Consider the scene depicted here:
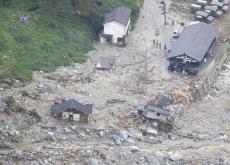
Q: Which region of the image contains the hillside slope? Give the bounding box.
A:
[0,0,142,80]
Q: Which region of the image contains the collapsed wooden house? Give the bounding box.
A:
[138,96,174,126]
[51,99,93,122]
[167,22,218,75]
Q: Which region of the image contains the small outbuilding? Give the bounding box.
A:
[100,6,132,45]
[96,57,116,70]
[51,99,93,122]
[167,22,218,75]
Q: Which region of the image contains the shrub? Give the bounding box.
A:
[5,96,16,108]
[27,3,40,12]
[14,34,32,44]
[17,105,27,113]
[4,96,26,113]
[0,39,6,50]
[28,110,41,121]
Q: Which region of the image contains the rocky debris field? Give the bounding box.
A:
[0,0,230,164]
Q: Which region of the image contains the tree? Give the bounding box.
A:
[2,0,11,7]
[70,0,97,15]
[70,0,79,11]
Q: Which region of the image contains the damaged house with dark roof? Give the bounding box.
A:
[167,22,218,75]
[100,6,132,44]
[51,99,93,122]
[138,96,175,126]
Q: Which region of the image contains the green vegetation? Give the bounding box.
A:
[28,110,41,121]
[5,96,16,108]
[4,95,41,121]
[0,0,143,80]
[4,96,26,113]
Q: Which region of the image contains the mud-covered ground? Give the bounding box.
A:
[0,0,230,164]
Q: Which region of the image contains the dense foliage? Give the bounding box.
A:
[0,0,143,80]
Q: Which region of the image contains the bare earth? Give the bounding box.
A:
[0,0,230,164]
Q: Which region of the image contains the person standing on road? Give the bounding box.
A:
[172,19,174,26]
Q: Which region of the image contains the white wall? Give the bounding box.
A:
[103,21,126,43]
[62,112,80,121]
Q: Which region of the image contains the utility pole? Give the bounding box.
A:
[144,47,148,79]
[162,1,167,25]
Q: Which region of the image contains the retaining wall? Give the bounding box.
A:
[174,44,229,122]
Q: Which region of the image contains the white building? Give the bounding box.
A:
[100,6,132,44]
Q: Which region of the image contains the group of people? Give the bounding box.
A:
[153,39,167,50]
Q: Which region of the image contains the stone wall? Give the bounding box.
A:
[174,44,229,123]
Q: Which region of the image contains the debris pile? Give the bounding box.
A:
[169,85,190,103]
[216,62,230,89]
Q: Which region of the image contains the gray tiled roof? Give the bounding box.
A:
[51,99,93,115]
[168,22,217,62]
[104,6,131,26]
[96,57,116,69]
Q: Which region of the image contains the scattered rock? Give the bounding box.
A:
[84,158,100,165]
[169,153,182,161]
[168,133,176,140]
[63,127,71,133]
[7,130,19,136]
[113,135,122,145]
[106,99,126,105]
[120,130,131,140]
[79,132,86,137]
[47,131,55,137]
[119,130,134,143]
[129,146,140,153]
[145,156,161,164]
[152,122,158,128]
[0,105,5,112]
[126,138,135,143]
[146,128,158,136]
[219,135,228,141]
[85,129,90,133]
[98,130,104,138]
[41,124,56,129]
[30,161,38,165]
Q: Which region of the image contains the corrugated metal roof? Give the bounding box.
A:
[104,6,131,26]
[168,22,217,62]
[51,99,93,115]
